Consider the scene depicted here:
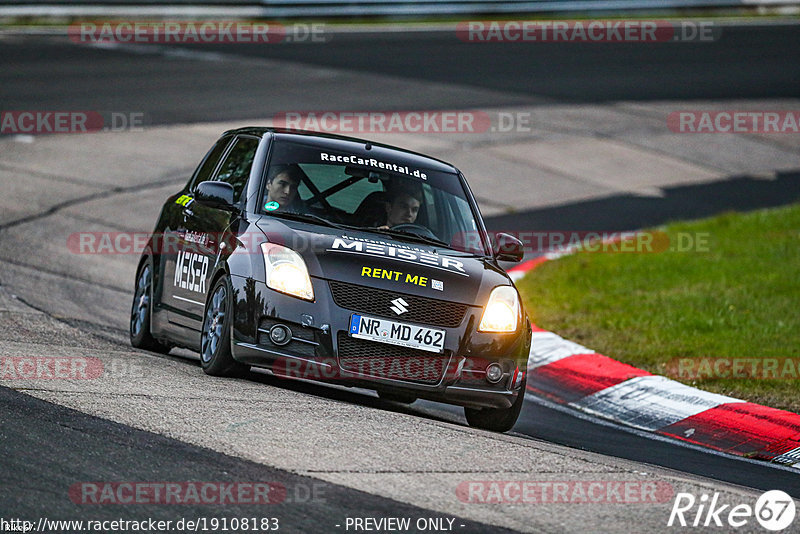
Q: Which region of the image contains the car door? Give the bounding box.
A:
[158,135,233,340]
[170,135,261,337]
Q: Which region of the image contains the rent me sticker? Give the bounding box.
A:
[360,266,429,287]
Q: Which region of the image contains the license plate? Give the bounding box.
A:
[349,314,445,353]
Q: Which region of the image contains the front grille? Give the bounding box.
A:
[337,333,448,385]
[329,281,468,328]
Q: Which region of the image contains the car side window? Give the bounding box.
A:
[214,137,259,201]
[189,137,231,192]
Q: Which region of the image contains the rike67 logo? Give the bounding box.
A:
[668,490,796,531]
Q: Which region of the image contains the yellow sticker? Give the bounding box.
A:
[175,195,193,207]
[360,266,428,287]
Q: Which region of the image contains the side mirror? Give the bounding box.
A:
[493,232,524,263]
[195,181,235,210]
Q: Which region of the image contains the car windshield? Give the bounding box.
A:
[260,139,489,255]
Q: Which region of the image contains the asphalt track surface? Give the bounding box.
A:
[1,387,517,533]
[2,24,799,123]
[2,24,800,532]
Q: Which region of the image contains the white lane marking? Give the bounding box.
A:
[772,446,800,468]
[172,295,205,307]
[528,331,594,370]
[570,375,744,432]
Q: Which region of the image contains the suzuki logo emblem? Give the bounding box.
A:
[389,297,409,315]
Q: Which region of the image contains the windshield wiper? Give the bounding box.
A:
[368,227,450,249]
[267,211,349,230]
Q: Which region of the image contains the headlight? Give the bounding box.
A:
[261,243,314,301]
[478,286,520,333]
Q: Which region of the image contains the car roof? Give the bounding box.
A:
[221,127,460,175]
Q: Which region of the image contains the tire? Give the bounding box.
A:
[378,391,417,404]
[130,258,171,353]
[464,376,526,432]
[200,276,249,377]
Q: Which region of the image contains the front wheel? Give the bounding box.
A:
[130,258,171,353]
[200,276,249,377]
[464,377,526,432]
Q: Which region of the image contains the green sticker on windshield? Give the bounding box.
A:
[264,201,280,211]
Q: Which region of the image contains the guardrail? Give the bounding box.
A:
[0,0,797,18]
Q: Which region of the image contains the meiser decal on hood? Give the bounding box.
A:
[328,237,467,276]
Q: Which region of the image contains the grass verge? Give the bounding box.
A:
[516,203,800,413]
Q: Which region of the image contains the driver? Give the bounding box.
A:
[381,186,422,228]
[265,164,303,211]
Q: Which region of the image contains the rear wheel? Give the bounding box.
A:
[130,258,171,353]
[464,377,526,432]
[200,276,249,377]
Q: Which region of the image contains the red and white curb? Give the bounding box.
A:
[511,258,800,468]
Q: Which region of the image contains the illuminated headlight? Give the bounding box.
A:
[478,286,520,333]
[261,243,314,301]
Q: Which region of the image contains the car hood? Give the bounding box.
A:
[255,216,512,306]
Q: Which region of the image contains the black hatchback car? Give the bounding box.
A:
[130,128,531,431]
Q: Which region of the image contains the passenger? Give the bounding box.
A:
[265,164,303,211]
[380,186,423,229]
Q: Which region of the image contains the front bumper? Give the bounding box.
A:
[229,276,530,410]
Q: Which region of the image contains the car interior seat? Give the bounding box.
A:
[353,191,388,227]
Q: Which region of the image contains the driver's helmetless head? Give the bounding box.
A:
[266,164,302,207]
[385,189,421,227]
